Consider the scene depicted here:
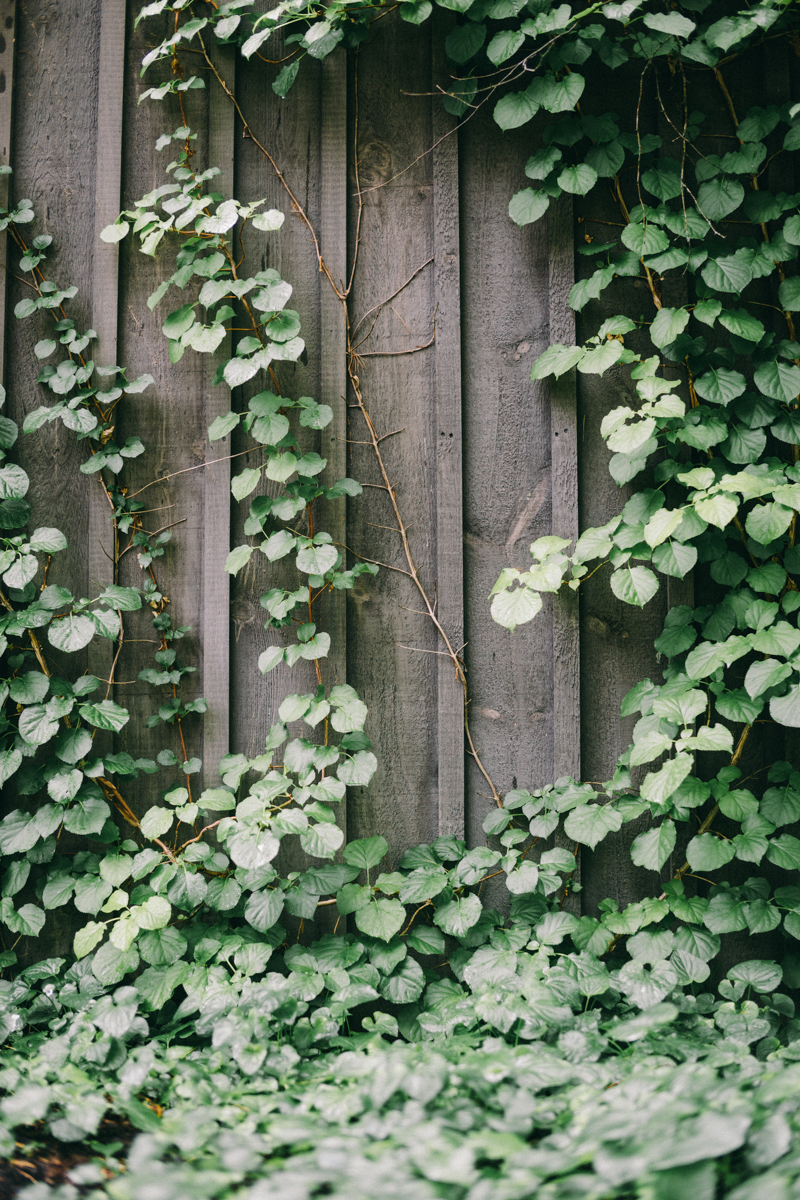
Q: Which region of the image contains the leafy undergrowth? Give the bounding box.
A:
[1,924,799,1200]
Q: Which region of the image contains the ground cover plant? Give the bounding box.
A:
[2,0,800,1194]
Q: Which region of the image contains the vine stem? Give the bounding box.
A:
[199,37,503,809]
[659,722,752,896]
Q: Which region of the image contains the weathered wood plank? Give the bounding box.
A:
[548,195,580,786]
[113,3,210,811]
[88,0,126,703]
[0,0,15,388]
[458,105,553,845]
[345,15,439,858]
[201,44,235,788]
[229,43,324,791]
[318,48,348,847]
[431,23,464,839]
[8,0,103,628]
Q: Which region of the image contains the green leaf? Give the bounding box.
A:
[780,277,800,311]
[343,835,388,871]
[745,658,792,698]
[686,833,736,871]
[610,565,659,607]
[225,544,253,575]
[74,922,106,959]
[650,307,689,349]
[296,543,338,575]
[445,22,486,63]
[380,956,424,1003]
[300,822,344,859]
[9,671,50,704]
[651,540,697,579]
[337,750,378,787]
[697,177,744,221]
[746,502,792,544]
[727,959,782,993]
[508,188,549,227]
[78,699,130,732]
[486,29,524,65]
[244,887,284,933]
[433,892,482,937]
[355,898,405,942]
[643,10,695,37]
[231,467,261,501]
[140,806,173,840]
[162,303,195,340]
[557,164,597,196]
[208,411,239,441]
[694,492,738,529]
[490,584,542,630]
[493,85,540,131]
[630,821,677,871]
[621,223,669,256]
[100,221,130,244]
[531,344,584,380]
[641,754,693,805]
[17,704,59,745]
[767,834,800,869]
[754,359,800,404]
[641,159,683,201]
[48,614,95,652]
[563,803,623,849]
[693,368,746,406]
[719,307,765,343]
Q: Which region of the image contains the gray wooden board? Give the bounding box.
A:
[432,16,465,840]
[5,0,102,952]
[113,5,211,815]
[458,104,554,847]
[88,0,126,754]
[345,14,439,861]
[317,48,348,855]
[548,195,579,787]
[201,43,235,790]
[6,0,103,653]
[0,0,16,386]
[230,43,326,885]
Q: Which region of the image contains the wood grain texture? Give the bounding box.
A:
[88,0,125,707]
[459,105,553,846]
[0,0,15,387]
[8,0,103,635]
[345,15,439,859]
[230,41,324,793]
[318,48,348,847]
[548,195,579,786]
[201,44,235,788]
[113,4,210,812]
[6,0,102,954]
[431,19,464,839]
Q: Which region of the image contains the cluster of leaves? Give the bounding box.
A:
[2,908,800,1199]
[5,0,800,1193]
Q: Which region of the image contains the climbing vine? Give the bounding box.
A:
[1,0,800,1195]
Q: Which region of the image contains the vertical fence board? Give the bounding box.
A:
[0,0,15,389]
[7,0,102,626]
[432,26,464,839]
[88,0,125,717]
[548,196,580,786]
[114,6,210,811]
[345,16,439,858]
[459,106,553,844]
[201,45,235,787]
[229,49,323,771]
[318,49,348,846]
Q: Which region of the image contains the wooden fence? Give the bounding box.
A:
[2,0,778,918]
